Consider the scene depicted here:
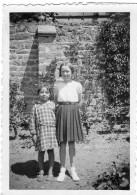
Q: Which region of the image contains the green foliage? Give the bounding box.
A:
[10,80,28,137]
[41,58,57,100]
[95,119,110,133]
[20,115,31,130]
[93,162,130,190]
[97,13,130,123]
[105,105,129,125]
[64,42,79,64]
[10,12,58,23]
[64,41,82,82]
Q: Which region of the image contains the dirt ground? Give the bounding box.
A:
[10,124,130,190]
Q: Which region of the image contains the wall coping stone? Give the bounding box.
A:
[38,25,56,37]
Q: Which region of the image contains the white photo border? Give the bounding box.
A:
[2,2,137,195]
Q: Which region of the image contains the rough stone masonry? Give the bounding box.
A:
[10,14,108,122]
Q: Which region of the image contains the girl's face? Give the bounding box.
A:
[39,87,50,102]
[61,65,72,82]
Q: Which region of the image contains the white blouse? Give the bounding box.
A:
[54,80,82,102]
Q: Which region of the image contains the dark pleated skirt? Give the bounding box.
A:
[56,104,84,142]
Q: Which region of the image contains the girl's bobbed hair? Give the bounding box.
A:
[59,62,74,77]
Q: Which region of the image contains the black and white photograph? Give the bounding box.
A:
[1,2,137,195]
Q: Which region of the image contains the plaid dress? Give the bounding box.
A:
[30,100,58,151]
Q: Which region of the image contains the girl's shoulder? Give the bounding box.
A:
[54,80,65,91]
[71,80,82,93]
[47,100,55,109]
[31,101,41,112]
[34,100,42,106]
[55,79,64,86]
[72,80,82,87]
[33,101,55,110]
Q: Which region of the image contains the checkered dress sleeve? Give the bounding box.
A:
[29,105,37,135]
[49,101,55,111]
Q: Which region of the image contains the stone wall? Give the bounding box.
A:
[10,18,108,122]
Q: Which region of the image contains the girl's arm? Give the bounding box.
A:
[29,105,36,136]
[54,83,59,109]
[78,92,83,108]
[54,94,59,113]
[77,82,83,108]
[54,94,58,105]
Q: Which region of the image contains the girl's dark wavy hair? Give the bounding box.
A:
[59,62,74,77]
[37,83,50,95]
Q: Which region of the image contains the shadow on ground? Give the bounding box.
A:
[11,160,60,178]
[96,131,111,135]
[97,130,129,135]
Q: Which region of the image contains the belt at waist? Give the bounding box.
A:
[38,122,56,126]
[58,102,78,105]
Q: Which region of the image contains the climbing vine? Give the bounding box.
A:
[10,12,58,23]
[10,80,28,138]
[97,13,130,124]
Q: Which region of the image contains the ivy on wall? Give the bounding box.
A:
[41,58,58,100]
[10,12,58,23]
[97,13,130,124]
[10,80,29,138]
[64,36,102,126]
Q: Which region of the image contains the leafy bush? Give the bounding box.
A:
[41,58,57,100]
[97,13,130,124]
[10,80,27,137]
[10,12,58,23]
[20,115,31,130]
[93,162,130,190]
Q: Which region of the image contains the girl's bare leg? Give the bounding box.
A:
[68,141,79,181]
[68,141,75,167]
[38,151,45,174]
[47,149,54,176]
[57,142,67,182]
[60,141,67,168]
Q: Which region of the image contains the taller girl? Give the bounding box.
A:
[54,62,84,182]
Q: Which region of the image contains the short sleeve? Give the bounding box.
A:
[77,82,82,94]
[49,101,55,110]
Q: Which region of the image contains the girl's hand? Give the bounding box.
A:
[77,102,82,110]
[78,92,82,110]
[55,104,59,114]
[30,129,36,136]
[32,135,37,143]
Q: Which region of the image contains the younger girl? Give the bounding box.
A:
[30,84,58,182]
[54,62,84,182]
